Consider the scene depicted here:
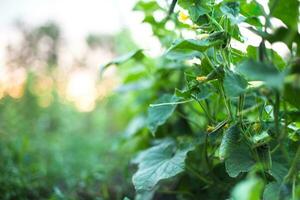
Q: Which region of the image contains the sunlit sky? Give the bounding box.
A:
[0,0,161,62]
[0,0,134,35]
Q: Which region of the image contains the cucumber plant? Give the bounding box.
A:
[104,0,300,199]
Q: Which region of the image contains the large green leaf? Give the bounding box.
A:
[219,124,240,160]
[269,0,299,30]
[263,181,292,200]
[166,32,228,60]
[237,59,285,88]
[166,39,221,58]
[263,182,281,200]
[132,139,192,191]
[223,70,248,97]
[231,177,264,200]
[220,124,255,177]
[225,141,255,177]
[269,161,288,182]
[147,94,180,134]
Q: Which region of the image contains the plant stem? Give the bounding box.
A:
[206,14,223,31]
[203,133,220,183]
[274,91,280,138]
[219,82,233,120]
[197,101,214,124]
[238,94,245,123]
[285,144,300,182]
[158,189,194,198]
[176,111,201,129]
[292,176,296,200]
[186,165,213,185]
[150,99,194,107]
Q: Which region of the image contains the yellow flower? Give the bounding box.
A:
[253,123,261,132]
[196,76,207,82]
[206,125,215,132]
[196,33,210,40]
[224,123,229,129]
[178,11,189,22]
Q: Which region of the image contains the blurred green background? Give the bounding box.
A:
[0,15,142,199]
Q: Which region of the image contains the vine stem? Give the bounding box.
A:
[274,91,280,138]
[237,94,245,123]
[293,176,296,200]
[204,54,233,120]
[186,165,213,185]
[272,91,290,162]
[203,133,220,183]
[285,144,300,182]
[176,111,201,129]
[149,99,193,107]
[206,14,223,31]
[219,82,233,120]
[157,189,194,198]
[197,100,214,124]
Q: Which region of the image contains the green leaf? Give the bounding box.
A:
[165,49,201,60]
[175,88,192,100]
[134,0,160,15]
[132,139,193,191]
[256,144,272,170]
[147,94,180,135]
[246,45,286,70]
[269,161,288,182]
[250,27,300,56]
[178,0,212,23]
[135,190,155,200]
[124,116,146,138]
[284,74,300,109]
[240,0,264,27]
[166,39,218,58]
[205,65,225,81]
[263,182,281,200]
[269,0,299,30]
[263,181,293,200]
[221,2,240,17]
[231,176,264,200]
[225,137,255,177]
[223,70,248,97]
[100,49,144,72]
[166,32,228,60]
[237,59,285,89]
[219,124,240,161]
[220,1,244,24]
[240,0,264,17]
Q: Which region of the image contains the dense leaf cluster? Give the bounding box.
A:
[105,0,300,199]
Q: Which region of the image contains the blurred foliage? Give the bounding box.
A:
[0,20,140,199]
[103,0,300,200]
